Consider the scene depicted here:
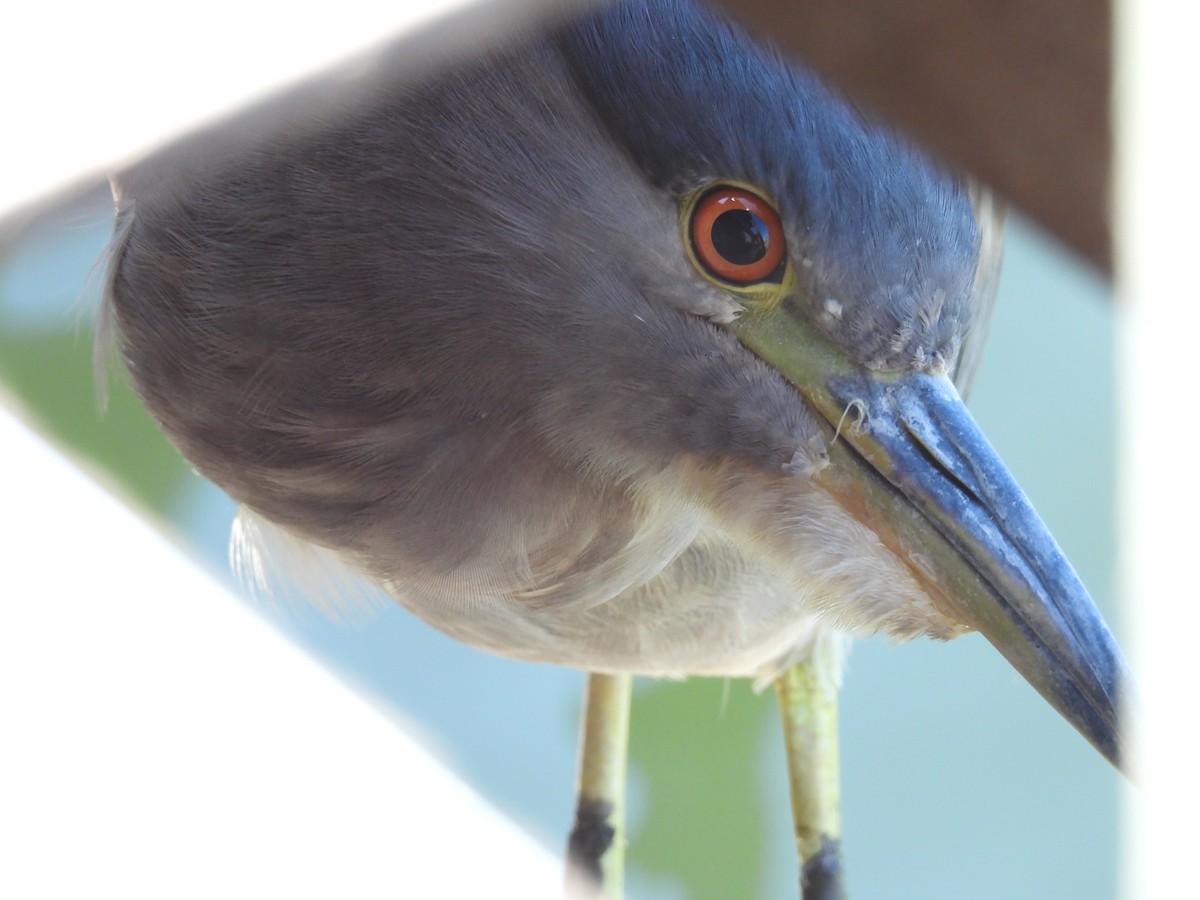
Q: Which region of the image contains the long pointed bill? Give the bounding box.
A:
[731,302,1129,770]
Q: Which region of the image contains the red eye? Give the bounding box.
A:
[689,186,786,284]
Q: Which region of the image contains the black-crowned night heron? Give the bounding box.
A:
[99,0,1128,896]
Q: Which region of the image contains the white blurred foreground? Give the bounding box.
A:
[0,404,560,899]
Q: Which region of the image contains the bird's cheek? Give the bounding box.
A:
[806,437,980,635]
[695,459,967,641]
[802,474,974,641]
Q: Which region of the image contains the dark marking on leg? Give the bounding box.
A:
[567,797,615,886]
[801,834,846,900]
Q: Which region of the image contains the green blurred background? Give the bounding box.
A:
[0,177,1117,897]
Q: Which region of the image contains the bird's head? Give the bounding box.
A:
[561,0,1127,767]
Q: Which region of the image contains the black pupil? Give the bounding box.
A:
[710,209,769,266]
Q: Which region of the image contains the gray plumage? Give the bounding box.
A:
[102,0,996,684]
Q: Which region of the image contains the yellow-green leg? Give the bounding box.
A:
[776,660,846,899]
[566,672,633,899]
